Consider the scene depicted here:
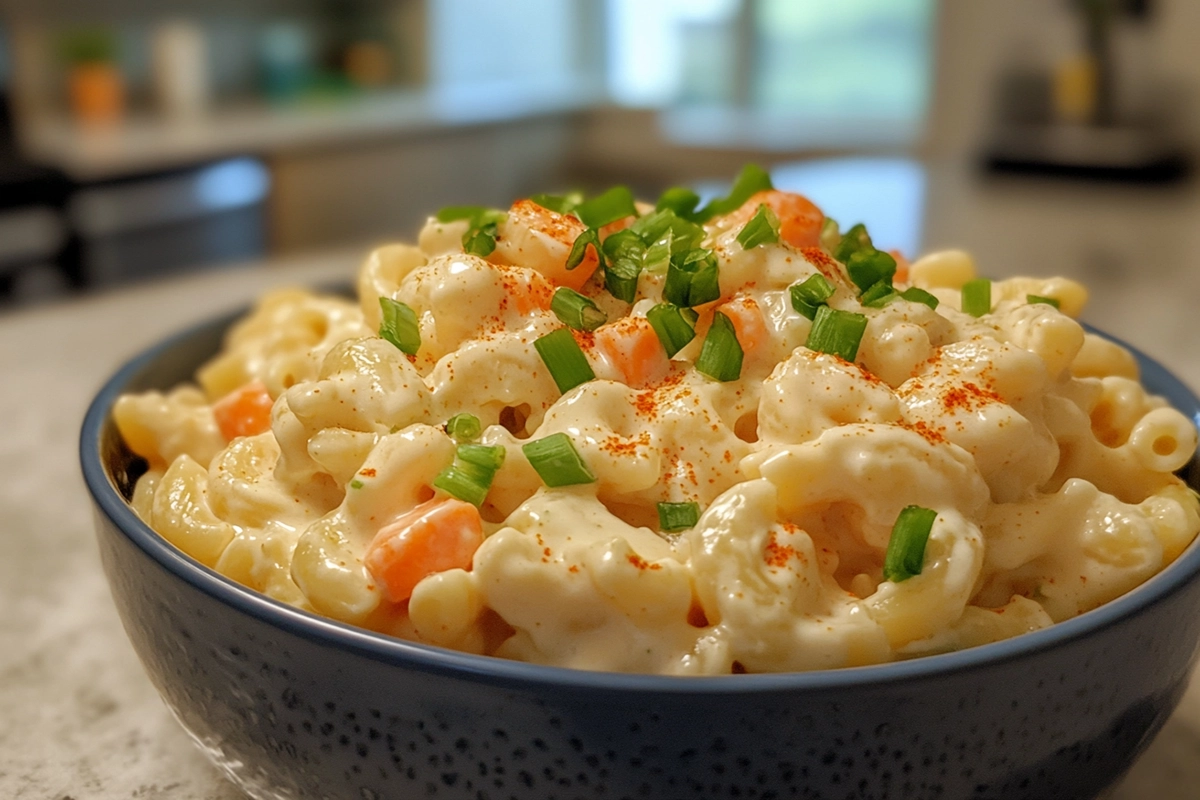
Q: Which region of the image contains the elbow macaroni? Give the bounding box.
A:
[113,181,1200,675]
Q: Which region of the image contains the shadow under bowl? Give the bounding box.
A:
[81,307,1200,800]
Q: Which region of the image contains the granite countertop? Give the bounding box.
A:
[5,168,1200,798]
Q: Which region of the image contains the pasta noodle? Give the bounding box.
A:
[113,173,1200,674]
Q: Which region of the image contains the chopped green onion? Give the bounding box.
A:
[463,222,500,257]
[349,479,364,489]
[455,443,506,471]
[435,205,493,223]
[833,222,873,263]
[655,187,701,218]
[819,217,841,252]
[646,303,698,358]
[900,286,939,310]
[534,328,595,394]
[530,191,583,215]
[883,505,937,582]
[846,249,897,294]
[378,297,421,356]
[522,432,596,487]
[961,278,992,317]
[631,209,705,252]
[695,163,774,221]
[551,287,608,331]
[445,413,482,442]
[434,206,506,257]
[1027,294,1060,309]
[433,443,506,506]
[860,280,898,308]
[657,501,701,532]
[574,186,638,229]
[663,248,721,308]
[790,274,836,320]
[566,227,604,271]
[735,204,781,249]
[806,305,868,362]
[695,311,744,382]
[605,256,643,303]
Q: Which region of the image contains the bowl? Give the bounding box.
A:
[81,305,1200,800]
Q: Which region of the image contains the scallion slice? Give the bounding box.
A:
[522,432,596,487]
[663,248,720,308]
[463,223,500,257]
[736,204,781,249]
[632,209,705,252]
[819,216,841,252]
[566,227,604,271]
[790,274,836,320]
[860,280,898,308]
[657,501,701,532]
[435,205,492,223]
[455,443,506,472]
[434,206,507,257]
[574,186,638,229]
[378,297,421,356]
[433,443,506,506]
[961,278,992,317]
[530,191,583,215]
[883,505,937,582]
[900,286,939,310]
[833,222,872,263]
[646,303,698,357]
[445,413,482,442]
[655,187,701,218]
[551,287,607,331]
[695,311,744,382]
[846,249,897,294]
[534,328,595,394]
[806,305,868,362]
[695,163,774,221]
[605,256,643,303]
[1027,294,1060,309]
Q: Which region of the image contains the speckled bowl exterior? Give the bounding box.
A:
[82,310,1200,800]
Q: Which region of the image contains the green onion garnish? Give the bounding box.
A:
[574,186,638,229]
[806,305,868,362]
[790,274,836,320]
[435,206,506,258]
[695,163,774,221]
[463,224,499,257]
[900,286,939,310]
[695,311,744,382]
[819,217,841,252]
[735,204,781,249]
[657,501,701,532]
[433,444,505,507]
[860,280,898,309]
[445,413,482,442]
[961,278,992,317]
[833,222,872,263]
[605,256,642,303]
[534,328,595,394]
[349,479,364,489]
[378,297,421,356]
[646,303,698,358]
[566,227,604,272]
[522,432,596,487]
[655,187,701,219]
[530,191,583,215]
[846,249,897,294]
[435,205,492,223]
[1027,294,1060,309]
[883,505,937,582]
[663,248,721,308]
[551,287,608,331]
[631,209,705,252]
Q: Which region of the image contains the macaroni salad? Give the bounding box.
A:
[114,167,1200,674]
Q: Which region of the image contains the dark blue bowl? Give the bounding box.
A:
[81,309,1200,800]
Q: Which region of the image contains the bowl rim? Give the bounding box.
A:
[80,305,1200,695]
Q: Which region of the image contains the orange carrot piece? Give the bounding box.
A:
[213,380,274,441]
[889,249,910,285]
[725,190,825,249]
[364,497,483,603]
[594,316,672,387]
[717,295,769,355]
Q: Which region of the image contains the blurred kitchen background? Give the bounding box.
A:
[1,0,1199,347]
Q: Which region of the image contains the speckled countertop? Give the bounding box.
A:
[6,166,1200,799]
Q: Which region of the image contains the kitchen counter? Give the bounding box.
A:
[5,164,1200,798]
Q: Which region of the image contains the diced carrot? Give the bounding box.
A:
[889,249,910,285]
[594,316,672,388]
[724,190,825,249]
[364,497,483,604]
[212,380,274,441]
[717,295,769,355]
